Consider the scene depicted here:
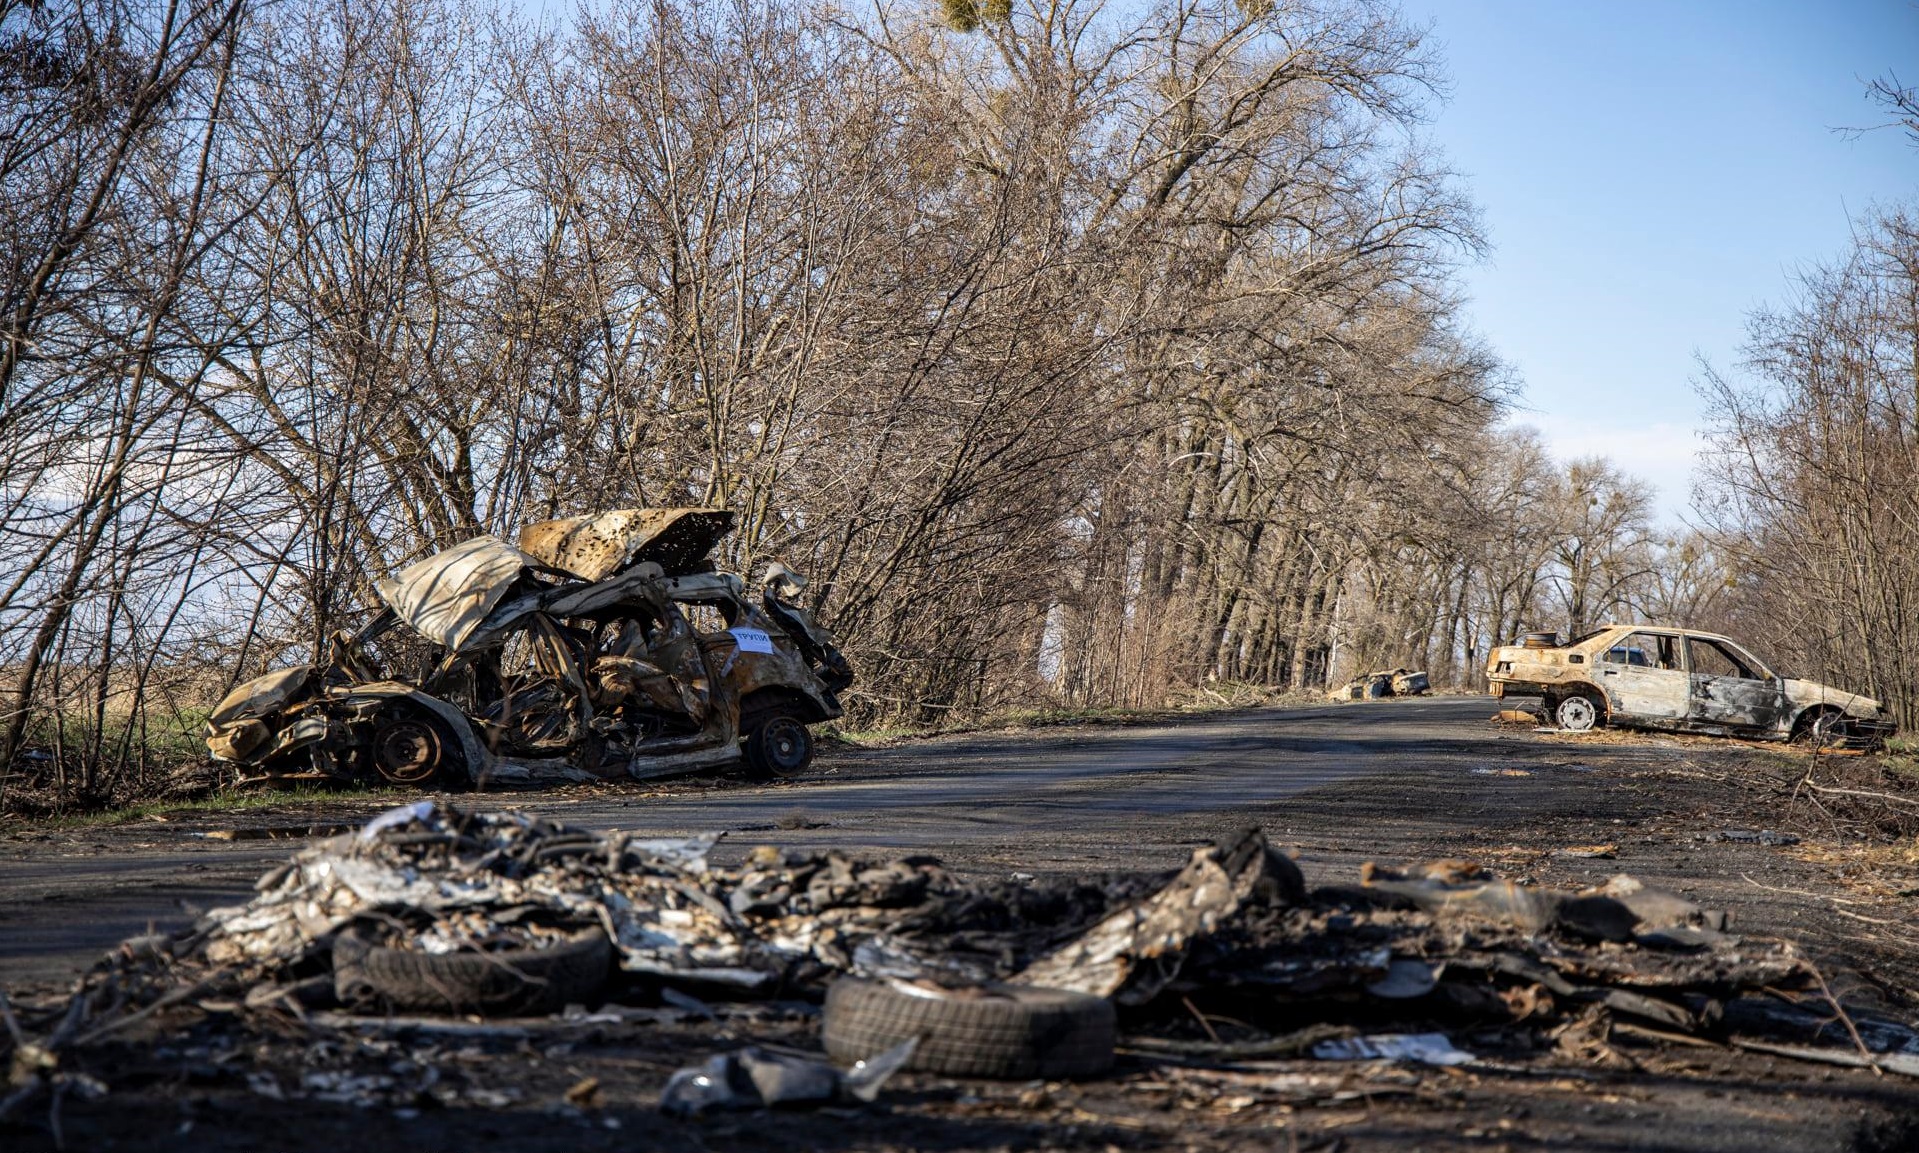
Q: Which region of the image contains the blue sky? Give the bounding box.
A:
[1395,0,1917,524]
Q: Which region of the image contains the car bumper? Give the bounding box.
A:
[1835,714,1898,747]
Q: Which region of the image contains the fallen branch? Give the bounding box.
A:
[1800,782,1919,808]
[1731,1038,1919,1077]
[1611,1020,1723,1049]
[70,975,224,1048]
[1740,873,1866,905]
[1808,960,1881,1077]
[1123,1023,1358,1062]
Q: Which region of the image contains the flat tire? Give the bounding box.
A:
[823,978,1115,1080]
[333,924,611,1016]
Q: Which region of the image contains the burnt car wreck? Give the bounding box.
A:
[1328,667,1432,701]
[204,509,853,787]
[1487,623,1894,747]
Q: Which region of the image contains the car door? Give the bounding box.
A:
[1593,631,1688,720]
[1685,638,1786,731]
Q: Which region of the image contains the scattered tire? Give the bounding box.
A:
[332,924,611,1016]
[366,708,465,787]
[823,978,1115,1080]
[743,713,813,779]
[1554,693,1601,732]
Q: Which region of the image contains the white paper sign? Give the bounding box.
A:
[729,627,775,654]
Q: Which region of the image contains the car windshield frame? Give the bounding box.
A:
[1704,636,1775,681]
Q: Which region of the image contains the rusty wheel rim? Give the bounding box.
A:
[371,718,442,785]
[1556,696,1597,732]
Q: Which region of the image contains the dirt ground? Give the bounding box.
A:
[7,697,1919,1151]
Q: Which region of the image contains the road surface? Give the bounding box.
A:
[0,697,1679,986]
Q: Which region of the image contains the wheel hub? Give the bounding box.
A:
[373,719,440,784]
[1557,696,1597,732]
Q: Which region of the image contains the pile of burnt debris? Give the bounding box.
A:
[6,804,1919,1124]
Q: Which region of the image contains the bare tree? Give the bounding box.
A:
[0,0,1675,807]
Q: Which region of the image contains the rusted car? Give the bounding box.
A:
[1486,624,1894,747]
[204,509,853,787]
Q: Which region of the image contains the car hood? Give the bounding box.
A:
[518,508,734,581]
[1782,678,1883,717]
[376,535,543,651]
[208,665,315,727]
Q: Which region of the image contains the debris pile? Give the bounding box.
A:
[7,802,1919,1130]
[195,801,1143,999]
[191,801,1803,1037]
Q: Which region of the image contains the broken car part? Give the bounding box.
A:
[659,1038,917,1117]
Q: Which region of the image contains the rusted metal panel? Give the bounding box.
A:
[1593,631,1686,720]
[1602,664,1689,719]
[518,508,735,581]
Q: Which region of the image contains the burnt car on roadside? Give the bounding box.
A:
[204,509,854,787]
[1486,623,1894,747]
[1327,667,1432,702]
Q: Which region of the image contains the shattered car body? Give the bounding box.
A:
[1486,623,1894,746]
[204,509,854,787]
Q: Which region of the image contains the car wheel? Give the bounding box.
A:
[1795,708,1844,750]
[744,714,813,779]
[334,924,610,1016]
[367,709,463,787]
[1555,694,1600,732]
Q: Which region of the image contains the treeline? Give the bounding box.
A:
[2,0,1705,805]
[1700,200,1919,731]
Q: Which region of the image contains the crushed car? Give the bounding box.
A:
[1486,623,1894,747]
[203,509,854,787]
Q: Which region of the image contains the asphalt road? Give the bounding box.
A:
[0,697,1653,987]
[9,696,1919,1152]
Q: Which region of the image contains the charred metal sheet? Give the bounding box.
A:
[1010,828,1304,1004]
[375,536,539,651]
[1598,632,1688,720]
[519,508,735,581]
[207,666,312,729]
